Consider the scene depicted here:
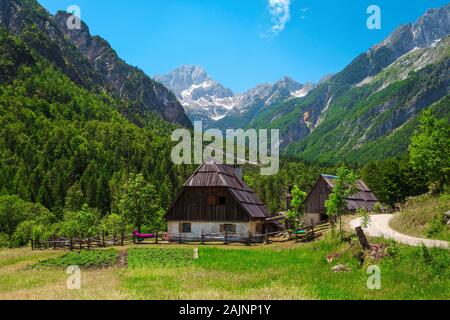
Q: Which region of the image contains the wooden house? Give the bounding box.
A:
[304,174,378,225]
[165,161,271,239]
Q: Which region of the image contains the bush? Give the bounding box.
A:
[0,233,9,248]
[416,245,450,279]
[425,216,445,238]
[385,240,400,260]
[373,202,383,213]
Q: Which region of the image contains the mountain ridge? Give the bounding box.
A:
[156,64,315,128]
[0,0,192,128]
[250,3,450,164]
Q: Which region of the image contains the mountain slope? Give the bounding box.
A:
[217,77,315,130]
[156,65,314,128]
[0,27,193,215]
[155,65,237,125]
[0,0,191,127]
[252,4,450,164]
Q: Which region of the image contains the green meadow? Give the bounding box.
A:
[1,235,449,300]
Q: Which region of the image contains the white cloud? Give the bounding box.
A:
[263,0,292,38]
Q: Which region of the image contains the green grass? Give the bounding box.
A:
[1,238,449,300]
[391,194,450,242]
[32,249,118,270]
[121,237,450,300]
[127,248,193,268]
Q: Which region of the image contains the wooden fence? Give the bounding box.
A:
[290,220,331,243]
[167,231,279,245]
[32,220,331,250]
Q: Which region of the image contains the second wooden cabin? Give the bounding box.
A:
[303,174,378,225]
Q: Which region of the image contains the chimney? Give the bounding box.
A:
[233,165,243,181]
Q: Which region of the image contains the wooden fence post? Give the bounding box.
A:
[69,238,73,251]
[178,233,182,244]
[265,233,270,244]
[155,232,159,244]
[246,233,251,246]
[52,235,56,250]
[201,231,205,245]
[121,230,125,246]
[309,218,315,241]
[31,239,34,251]
[102,231,105,247]
[355,227,371,250]
[224,231,228,245]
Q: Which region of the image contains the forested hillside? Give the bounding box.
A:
[0,28,194,217]
[251,5,450,164]
[0,0,191,128]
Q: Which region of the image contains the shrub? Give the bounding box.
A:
[415,245,450,278]
[425,216,445,238]
[0,233,9,248]
[373,202,383,213]
[385,240,400,260]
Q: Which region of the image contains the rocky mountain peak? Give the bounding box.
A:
[156,65,211,93]
[51,11,192,128]
[158,65,315,128]
[374,4,450,54]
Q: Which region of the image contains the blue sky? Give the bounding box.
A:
[38,0,449,93]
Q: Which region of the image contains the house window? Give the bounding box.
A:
[218,196,226,205]
[220,224,236,233]
[179,223,192,233]
[208,195,216,206]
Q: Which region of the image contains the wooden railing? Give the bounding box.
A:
[31,221,330,250]
[293,220,331,243]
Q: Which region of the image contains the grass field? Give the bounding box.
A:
[391,194,450,242]
[0,235,449,300]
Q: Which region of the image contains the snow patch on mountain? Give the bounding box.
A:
[156,65,315,126]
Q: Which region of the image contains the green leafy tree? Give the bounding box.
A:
[286,185,307,228]
[118,174,163,232]
[325,167,358,239]
[64,184,85,211]
[0,195,53,239]
[361,157,427,208]
[357,207,371,229]
[62,205,100,239]
[410,110,450,192]
[12,220,35,247]
[101,213,124,239]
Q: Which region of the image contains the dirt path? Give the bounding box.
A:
[117,251,128,268]
[350,214,449,249]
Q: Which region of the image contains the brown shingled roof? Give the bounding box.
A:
[184,161,271,219]
[321,174,379,212]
